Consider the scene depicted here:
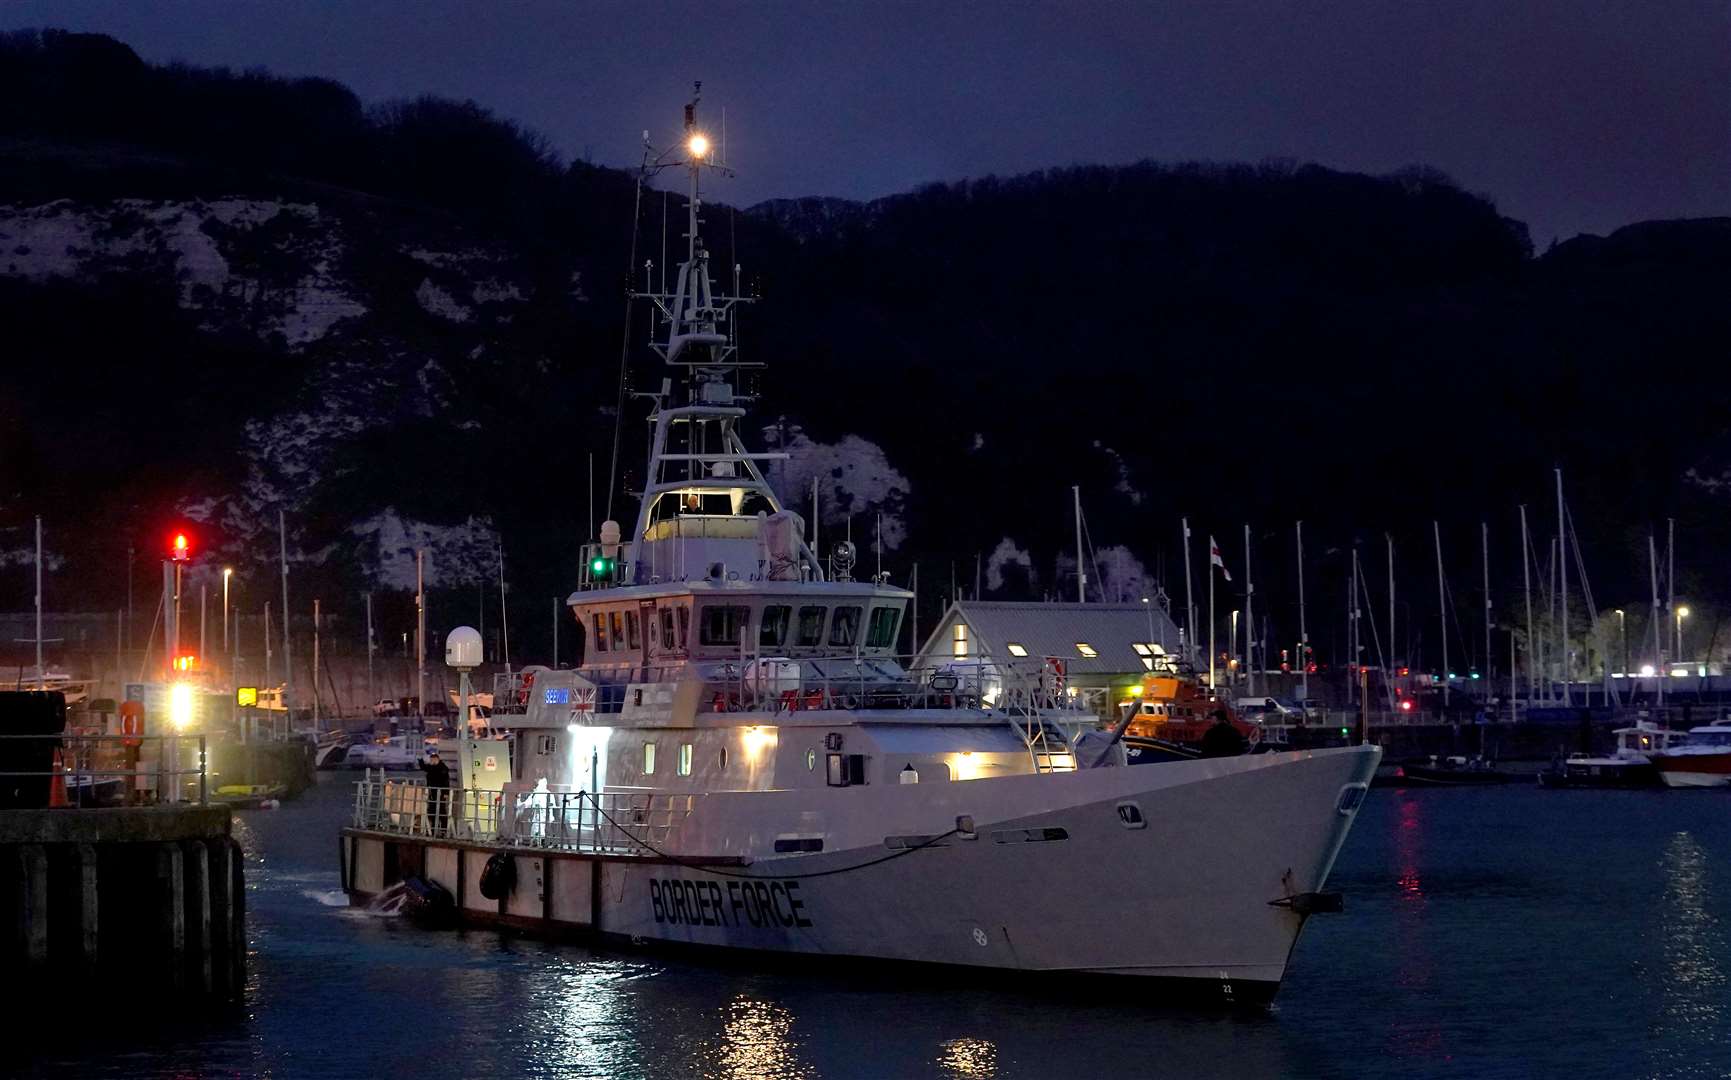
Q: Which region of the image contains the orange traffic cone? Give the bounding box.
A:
[48,747,68,808]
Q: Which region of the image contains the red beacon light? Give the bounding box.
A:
[170,532,192,561]
[1399,699,1415,712]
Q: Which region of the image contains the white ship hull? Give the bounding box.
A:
[343,745,1378,1004]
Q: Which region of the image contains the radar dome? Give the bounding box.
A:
[446,626,483,670]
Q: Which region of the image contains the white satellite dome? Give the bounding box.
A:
[445,626,483,670]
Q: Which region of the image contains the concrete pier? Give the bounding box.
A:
[0,805,244,1003]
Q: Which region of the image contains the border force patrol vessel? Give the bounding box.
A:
[339,89,1380,1006]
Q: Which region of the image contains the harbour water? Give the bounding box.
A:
[22,773,1731,1079]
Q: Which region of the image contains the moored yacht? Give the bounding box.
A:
[1651,721,1731,788]
[338,89,1380,1006]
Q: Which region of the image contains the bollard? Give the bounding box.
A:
[156,842,185,990]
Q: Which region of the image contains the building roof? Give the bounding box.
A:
[918,601,1185,676]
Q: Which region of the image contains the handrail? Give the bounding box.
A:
[349,780,699,856]
[0,732,209,805]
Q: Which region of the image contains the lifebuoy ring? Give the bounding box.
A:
[1047,657,1068,694]
[119,701,144,747]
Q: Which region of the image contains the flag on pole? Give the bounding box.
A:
[1209,536,1231,581]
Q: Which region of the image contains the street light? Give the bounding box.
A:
[1614,608,1627,676]
[1677,605,1690,660]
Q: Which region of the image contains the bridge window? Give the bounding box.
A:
[643,742,656,774]
[829,606,862,647]
[700,605,750,647]
[592,612,608,652]
[796,606,826,647]
[678,743,694,776]
[677,606,690,648]
[610,611,625,652]
[625,610,640,650]
[660,608,676,650]
[760,605,791,649]
[866,606,900,649]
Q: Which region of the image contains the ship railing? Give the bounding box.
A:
[694,654,1097,722]
[350,779,697,856]
[0,732,209,806]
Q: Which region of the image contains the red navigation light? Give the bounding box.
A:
[170,532,192,561]
[1399,699,1414,712]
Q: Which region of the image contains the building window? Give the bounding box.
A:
[829,606,862,647]
[796,606,826,647]
[643,742,656,775]
[1131,643,1150,657]
[1076,642,1097,658]
[866,606,900,649]
[952,623,969,658]
[760,605,791,649]
[1006,642,1028,657]
[678,743,693,776]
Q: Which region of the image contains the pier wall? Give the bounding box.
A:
[0,805,244,1003]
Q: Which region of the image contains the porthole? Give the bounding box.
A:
[719,746,729,770]
[806,748,817,771]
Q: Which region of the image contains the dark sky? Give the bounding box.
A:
[8,0,1728,243]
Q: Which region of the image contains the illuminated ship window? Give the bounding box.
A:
[1076,643,1098,658]
[643,743,656,775]
[1006,643,1028,657]
[678,743,693,776]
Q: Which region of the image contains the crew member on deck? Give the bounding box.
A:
[420,749,452,835]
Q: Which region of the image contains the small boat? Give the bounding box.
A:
[1120,665,1263,764]
[1651,722,1731,788]
[1394,755,1515,786]
[318,734,426,771]
[1537,721,1680,789]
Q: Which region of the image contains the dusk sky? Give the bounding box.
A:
[6,0,1728,243]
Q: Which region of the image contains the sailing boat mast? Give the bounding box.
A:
[1243,525,1254,696]
[1182,518,1196,668]
[1296,521,1308,703]
[1556,469,1569,706]
[1520,505,1534,703]
[1073,486,1086,603]
[1650,531,1664,707]
[1481,522,1491,685]
[34,515,43,686]
[1434,521,1448,707]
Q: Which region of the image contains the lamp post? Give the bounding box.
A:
[1676,605,1690,664]
[222,567,233,655]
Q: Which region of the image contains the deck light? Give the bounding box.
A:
[169,682,196,729]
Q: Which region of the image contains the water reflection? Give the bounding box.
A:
[717,995,814,1080]
[1650,830,1728,1075]
[936,1036,999,1078]
[538,958,640,1078]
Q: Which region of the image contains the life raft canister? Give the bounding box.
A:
[516,670,536,707]
[478,851,516,900]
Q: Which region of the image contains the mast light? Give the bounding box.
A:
[688,133,710,158]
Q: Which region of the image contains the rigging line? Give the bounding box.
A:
[1354,556,1397,709]
[604,176,646,524]
[578,792,962,880]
